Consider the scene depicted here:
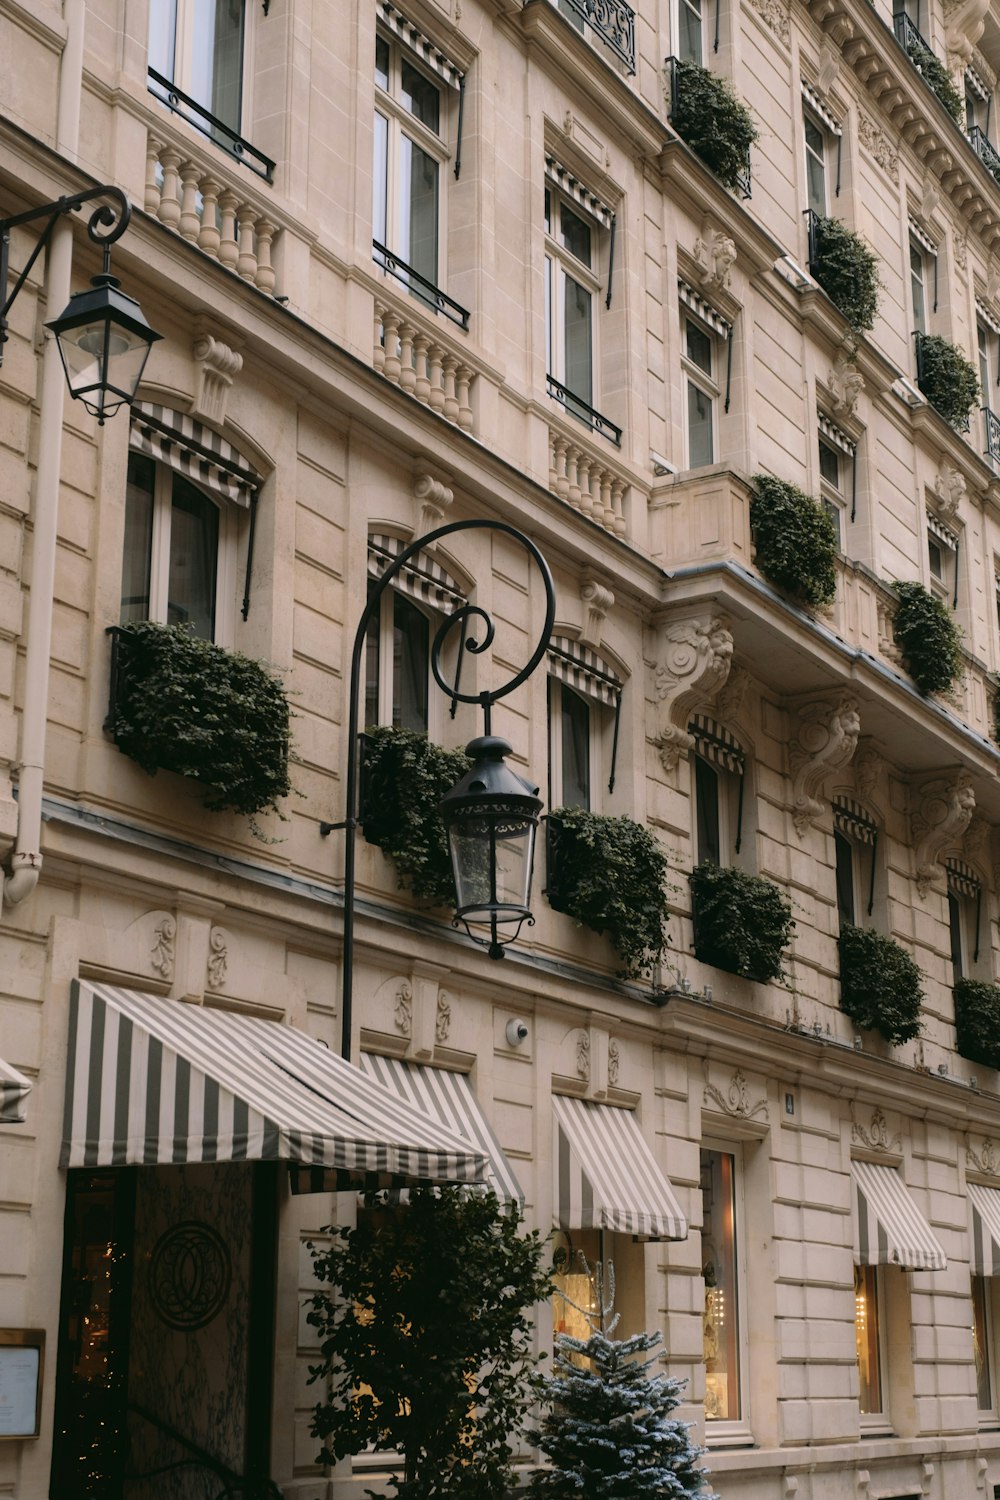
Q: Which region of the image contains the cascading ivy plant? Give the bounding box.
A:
[903,34,964,125]
[891,580,964,696]
[545,806,670,980]
[750,475,838,608]
[107,621,291,827]
[689,862,793,982]
[954,978,1000,1070]
[809,216,881,333]
[838,923,923,1044]
[359,725,471,905]
[915,333,980,429]
[668,59,758,194]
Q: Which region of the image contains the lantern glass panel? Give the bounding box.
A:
[449,812,535,919]
[57,319,153,416]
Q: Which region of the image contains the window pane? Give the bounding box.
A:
[701,1149,740,1422]
[855,1265,882,1414]
[835,829,855,928]
[552,1230,601,1352]
[148,0,178,79]
[695,754,721,866]
[822,498,842,549]
[560,685,591,811]
[557,0,586,34]
[401,59,440,133]
[686,319,713,374]
[678,0,703,63]
[949,890,965,979]
[928,536,943,580]
[818,437,841,489]
[687,381,714,468]
[805,120,826,216]
[375,34,390,90]
[167,477,218,640]
[973,1275,993,1411]
[365,598,381,729]
[400,136,439,283]
[373,112,389,245]
[559,203,592,269]
[191,0,244,131]
[563,275,593,405]
[393,592,429,732]
[121,454,155,623]
[911,244,926,334]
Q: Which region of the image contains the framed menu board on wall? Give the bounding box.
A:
[0,1330,44,1440]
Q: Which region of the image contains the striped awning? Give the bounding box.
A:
[678,278,732,338]
[130,403,260,509]
[553,1095,687,1242]
[833,796,878,846]
[0,1055,31,1125]
[689,714,745,775]
[852,1159,947,1271]
[377,0,463,87]
[547,637,622,709]
[946,857,981,899]
[61,981,488,1189]
[368,534,466,610]
[818,410,856,456]
[908,216,938,257]
[970,1182,1000,1276]
[977,297,1000,338]
[544,155,614,230]
[360,1054,523,1208]
[967,66,990,103]
[927,511,958,549]
[802,79,842,136]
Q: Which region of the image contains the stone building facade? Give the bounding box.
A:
[5,0,1000,1496]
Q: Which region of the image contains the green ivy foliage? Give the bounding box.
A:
[689,862,793,982]
[546,806,670,979]
[916,333,980,429]
[954,978,1000,1070]
[810,216,881,332]
[750,475,838,608]
[892,580,964,696]
[905,35,964,124]
[307,1187,551,1499]
[838,923,923,1044]
[108,621,291,821]
[670,59,758,193]
[360,725,471,905]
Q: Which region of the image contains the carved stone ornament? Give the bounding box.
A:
[920,177,941,223]
[150,916,176,980]
[717,664,750,722]
[394,979,413,1036]
[414,470,454,537]
[789,697,861,836]
[206,927,228,991]
[851,1105,902,1154]
[693,222,737,293]
[964,815,990,861]
[944,0,989,70]
[191,332,243,426]
[746,0,790,46]
[608,1038,620,1088]
[858,112,899,185]
[853,740,882,801]
[967,1137,1000,1176]
[654,610,733,771]
[829,349,865,418]
[703,1068,768,1121]
[988,262,1000,303]
[576,1030,591,1081]
[954,230,968,275]
[817,43,840,95]
[435,990,452,1043]
[933,457,967,520]
[580,578,615,646]
[912,773,976,896]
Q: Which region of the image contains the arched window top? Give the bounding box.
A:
[547,635,623,709]
[688,713,745,775]
[367,532,467,611]
[129,402,262,509]
[833,795,879,847]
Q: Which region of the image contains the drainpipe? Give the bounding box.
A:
[2,0,84,914]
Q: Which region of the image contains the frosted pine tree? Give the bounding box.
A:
[528,1258,717,1499]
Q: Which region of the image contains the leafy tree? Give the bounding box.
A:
[307,1186,551,1499]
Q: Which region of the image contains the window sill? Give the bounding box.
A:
[704,1423,755,1449]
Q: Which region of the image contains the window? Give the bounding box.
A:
[551,1229,645,1346]
[978,315,1000,459]
[149,0,245,132]
[972,1274,997,1415]
[833,799,878,928]
[549,680,592,810]
[678,0,705,63]
[927,514,958,606]
[804,112,828,217]
[545,185,604,428]
[683,318,717,468]
[701,1147,744,1425]
[690,717,746,868]
[547,639,623,814]
[819,436,844,546]
[364,534,467,734]
[909,226,937,337]
[946,860,983,982]
[967,69,992,137]
[854,1264,884,1417]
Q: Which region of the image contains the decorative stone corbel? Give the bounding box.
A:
[920,176,941,222]
[853,740,882,801]
[944,0,989,71]
[912,772,976,896]
[933,457,966,521]
[789,696,861,836]
[829,348,864,418]
[191,329,243,426]
[693,220,737,293]
[653,610,733,771]
[817,42,840,93]
[988,261,1000,303]
[580,578,614,646]
[413,469,454,537]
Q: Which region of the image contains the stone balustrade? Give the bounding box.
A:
[372,300,476,432]
[547,426,629,537]
[144,135,280,296]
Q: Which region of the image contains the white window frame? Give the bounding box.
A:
[692,743,747,870]
[972,1272,1000,1424]
[677,0,706,64]
[909,226,937,338]
[148,0,251,130]
[682,314,718,471]
[804,109,829,218]
[374,30,449,295]
[818,434,845,549]
[364,585,442,737]
[926,515,958,605]
[545,184,603,421]
[548,678,598,812]
[855,1262,892,1433]
[700,1141,752,1445]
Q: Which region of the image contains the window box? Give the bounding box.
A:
[892,12,964,125]
[689,861,793,983]
[838,923,923,1045]
[914,331,980,431]
[359,725,471,906]
[750,474,838,609]
[891,579,964,696]
[805,212,880,334]
[667,57,757,196]
[954,978,1000,1070]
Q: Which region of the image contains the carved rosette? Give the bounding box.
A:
[608,1039,620,1088]
[968,1137,1000,1176]
[206,928,228,991]
[150,916,176,980]
[789,696,861,836]
[576,1031,591,1081]
[654,610,733,771]
[435,991,452,1043]
[912,772,976,896]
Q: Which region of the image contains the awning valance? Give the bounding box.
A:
[852,1159,946,1271]
[368,534,467,610]
[547,637,622,710]
[688,714,745,775]
[130,402,261,509]
[946,857,981,899]
[544,155,615,230]
[833,796,878,846]
[360,1053,523,1209]
[970,1182,1000,1276]
[801,79,842,136]
[378,0,464,88]
[553,1095,687,1242]
[0,1054,31,1125]
[61,981,487,1189]
[678,278,732,338]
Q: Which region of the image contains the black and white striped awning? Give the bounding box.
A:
[130,403,260,509]
[818,410,856,456]
[946,857,981,899]
[377,1,463,87]
[833,796,878,846]
[801,79,842,136]
[970,1182,1000,1276]
[678,279,731,338]
[360,1054,523,1208]
[852,1159,947,1271]
[967,66,991,103]
[977,298,1000,338]
[689,714,745,775]
[0,1054,31,1125]
[544,155,614,230]
[908,217,938,257]
[553,1095,687,1243]
[547,638,622,710]
[61,980,488,1189]
[368,534,467,610]
[927,511,958,549]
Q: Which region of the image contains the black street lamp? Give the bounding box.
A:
[321,518,556,1059]
[1,185,160,422]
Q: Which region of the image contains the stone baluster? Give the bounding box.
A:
[551,435,569,500]
[217,191,240,271]
[442,356,459,423]
[427,345,445,413]
[198,178,222,258]
[144,137,162,216]
[254,219,276,294]
[178,162,202,242]
[398,322,416,393]
[455,364,474,431]
[567,444,582,511]
[236,208,259,282]
[611,479,627,536]
[382,310,402,383]
[157,147,183,231]
[413,334,430,403]
[373,304,387,373]
[576,456,595,518]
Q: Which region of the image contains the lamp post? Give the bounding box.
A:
[322,518,556,1060]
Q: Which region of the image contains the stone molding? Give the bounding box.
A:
[912,772,976,896]
[653,610,733,771]
[789,696,861,835]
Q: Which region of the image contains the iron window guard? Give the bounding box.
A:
[546,374,622,446]
[147,68,276,183]
[804,207,821,274]
[372,241,471,331]
[968,125,1000,185]
[666,57,752,198]
[892,12,954,117]
[983,406,1000,462]
[546,0,636,74]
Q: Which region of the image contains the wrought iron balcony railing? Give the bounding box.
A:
[372,241,471,330]
[546,0,636,73]
[666,57,753,198]
[968,125,1000,185]
[147,68,275,183]
[805,208,821,273]
[546,374,622,446]
[891,13,962,123]
[983,406,1000,461]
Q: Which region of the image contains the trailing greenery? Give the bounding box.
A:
[307,1187,551,1499]
[838,923,923,1044]
[360,725,471,906]
[892,580,964,696]
[546,807,670,980]
[750,475,838,608]
[916,333,980,429]
[904,35,964,124]
[954,978,1000,1070]
[108,621,291,822]
[669,59,758,193]
[809,216,881,332]
[689,861,793,982]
